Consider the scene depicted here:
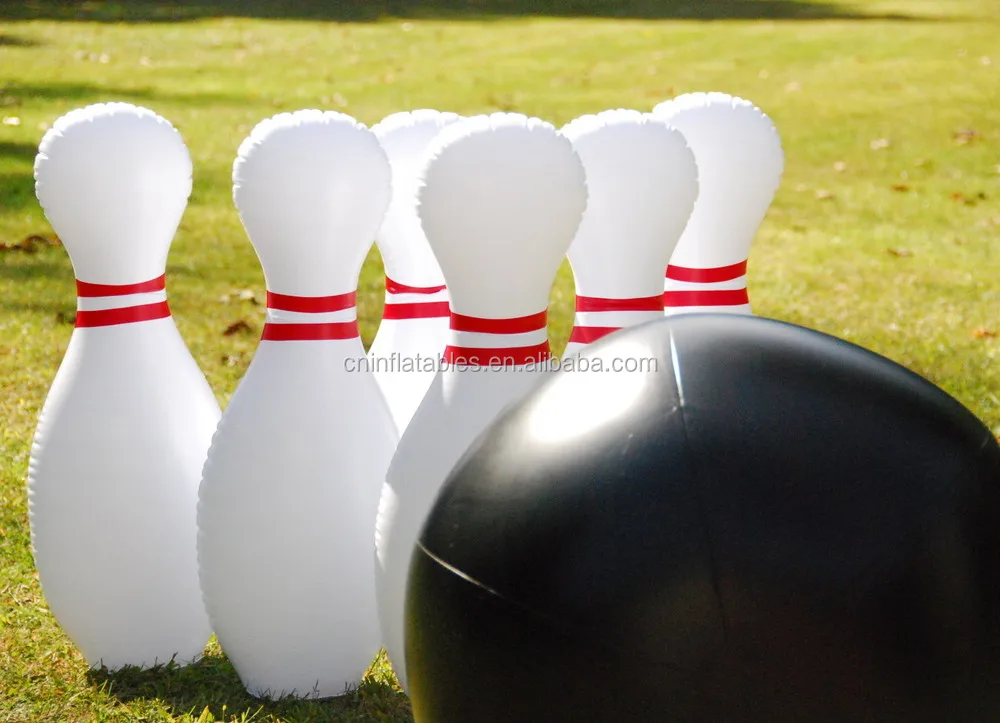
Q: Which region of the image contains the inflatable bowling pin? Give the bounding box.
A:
[196,110,398,700]
[28,103,219,670]
[652,93,784,315]
[561,109,698,358]
[375,113,588,689]
[368,110,461,435]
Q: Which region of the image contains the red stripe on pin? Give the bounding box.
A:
[666,261,748,283]
[382,301,450,320]
[568,326,619,344]
[664,288,750,307]
[76,275,166,297]
[449,311,547,334]
[385,277,447,296]
[261,321,359,341]
[266,291,357,313]
[75,301,171,328]
[575,295,664,313]
[443,341,550,366]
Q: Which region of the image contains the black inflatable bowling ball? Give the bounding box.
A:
[405,314,1000,723]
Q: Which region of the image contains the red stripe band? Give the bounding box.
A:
[575,294,663,313]
[266,291,357,313]
[76,275,166,297]
[664,289,750,307]
[442,342,550,366]
[261,321,359,341]
[382,301,451,320]
[75,301,171,328]
[666,261,748,283]
[449,311,547,334]
[385,277,447,295]
[568,326,619,344]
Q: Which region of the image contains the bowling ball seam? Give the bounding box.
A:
[415,541,702,677]
[669,327,732,656]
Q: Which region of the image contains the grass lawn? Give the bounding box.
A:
[1,0,999,720]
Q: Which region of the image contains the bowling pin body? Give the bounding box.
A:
[652,93,784,315]
[376,113,589,690]
[560,109,698,358]
[368,110,461,435]
[28,103,218,670]
[196,111,398,699]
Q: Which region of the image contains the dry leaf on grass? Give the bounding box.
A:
[953,129,981,145]
[886,248,913,257]
[223,320,253,336]
[0,234,61,252]
[815,189,834,200]
[973,328,997,339]
[891,184,911,192]
[952,191,987,205]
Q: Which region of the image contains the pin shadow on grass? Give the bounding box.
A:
[86,650,413,722]
[0,0,947,23]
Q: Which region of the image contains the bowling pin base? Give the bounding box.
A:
[197,341,395,702]
[83,646,206,672]
[29,320,218,674]
[237,672,362,701]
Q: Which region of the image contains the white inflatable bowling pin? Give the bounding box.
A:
[652,93,784,315]
[375,113,588,690]
[561,109,698,358]
[368,110,461,435]
[197,110,398,700]
[28,103,218,670]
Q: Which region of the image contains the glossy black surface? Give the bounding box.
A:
[406,314,1000,722]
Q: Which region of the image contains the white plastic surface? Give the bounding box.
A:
[196,110,399,699]
[374,112,588,690]
[653,92,784,314]
[371,109,460,288]
[561,109,698,358]
[28,102,219,670]
[368,110,461,435]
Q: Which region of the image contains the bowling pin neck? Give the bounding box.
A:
[74,274,171,328]
[568,293,664,347]
[376,235,447,291]
[261,289,359,342]
[381,276,449,322]
[443,310,550,367]
[664,259,752,313]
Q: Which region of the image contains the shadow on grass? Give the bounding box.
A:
[0,261,71,284]
[0,141,37,163]
[0,33,42,46]
[0,168,39,215]
[87,655,413,722]
[1,81,246,108]
[0,0,956,23]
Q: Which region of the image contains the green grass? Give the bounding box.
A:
[2,0,1000,720]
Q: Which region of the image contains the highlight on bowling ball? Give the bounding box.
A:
[405,313,1000,722]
